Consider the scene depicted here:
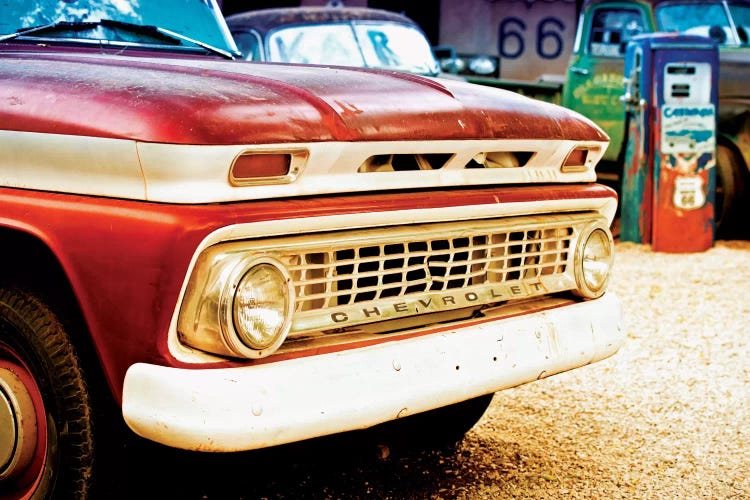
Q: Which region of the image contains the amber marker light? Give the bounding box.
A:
[561,147,596,173]
[229,150,308,185]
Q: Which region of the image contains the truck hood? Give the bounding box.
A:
[0,51,607,145]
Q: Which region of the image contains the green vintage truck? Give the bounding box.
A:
[441,0,750,235]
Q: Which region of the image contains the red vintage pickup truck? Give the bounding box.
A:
[0,1,623,498]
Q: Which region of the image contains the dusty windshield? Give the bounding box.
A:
[267,21,439,75]
[0,0,238,54]
[656,1,749,46]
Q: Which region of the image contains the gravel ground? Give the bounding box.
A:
[452,240,750,499]
[111,240,750,499]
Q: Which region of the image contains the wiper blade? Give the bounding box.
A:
[150,25,238,60]
[99,19,238,59]
[0,19,238,60]
[0,21,95,42]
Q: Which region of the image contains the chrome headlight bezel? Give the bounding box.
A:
[218,256,295,358]
[573,222,614,299]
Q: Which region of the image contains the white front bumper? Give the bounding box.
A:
[122,293,622,452]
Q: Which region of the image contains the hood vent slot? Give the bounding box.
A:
[468,151,534,168]
[358,151,535,172]
[358,153,453,172]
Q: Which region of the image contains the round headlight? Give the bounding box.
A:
[468,55,497,75]
[442,57,466,73]
[221,258,294,358]
[574,225,614,299]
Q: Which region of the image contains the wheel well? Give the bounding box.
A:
[0,227,115,404]
[716,134,747,190]
[720,134,749,169]
[715,135,750,239]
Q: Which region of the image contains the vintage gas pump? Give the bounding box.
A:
[620,33,718,252]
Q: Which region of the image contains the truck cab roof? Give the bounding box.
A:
[225,6,420,33]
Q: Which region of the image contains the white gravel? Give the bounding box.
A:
[452,240,750,499]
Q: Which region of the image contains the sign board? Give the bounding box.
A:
[660,105,716,154]
[439,0,577,81]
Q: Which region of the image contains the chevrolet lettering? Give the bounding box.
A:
[330,282,548,324]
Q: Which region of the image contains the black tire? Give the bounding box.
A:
[0,288,94,499]
[375,394,494,452]
[715,141,746,238]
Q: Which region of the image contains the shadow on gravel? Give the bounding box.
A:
[100,426,469,499]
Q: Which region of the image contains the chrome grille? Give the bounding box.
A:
[289,226,572,311]
[177,212,608,357]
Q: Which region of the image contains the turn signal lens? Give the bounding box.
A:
[574,225,614,299]
[561,147,592,173]
[230,149,308,185]
[231,153,291,180]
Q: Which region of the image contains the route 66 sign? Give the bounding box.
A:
[673,176,705,210]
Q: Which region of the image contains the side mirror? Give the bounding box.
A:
[708,25,727,44]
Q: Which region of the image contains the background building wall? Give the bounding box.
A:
[439,0,578,81]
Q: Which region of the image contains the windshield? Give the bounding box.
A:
[588,8,646,57]
[655,1,749,46]
[0,0,238,54]
[267,21,439,76]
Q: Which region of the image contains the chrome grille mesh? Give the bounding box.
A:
[286,223,575,312]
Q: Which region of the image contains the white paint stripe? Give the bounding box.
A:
[0,130,606,203]
[0,130,145,199]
